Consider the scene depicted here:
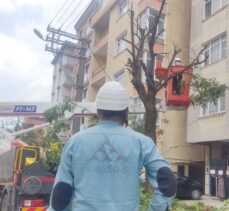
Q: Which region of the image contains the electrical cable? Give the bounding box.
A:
[61,0,84,30]
[54,0,77,28]
[49,0,71,26]
[64,1,91,31]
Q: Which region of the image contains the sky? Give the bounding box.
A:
[0,0,90,102]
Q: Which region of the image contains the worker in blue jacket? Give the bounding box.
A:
[48,81,177,211]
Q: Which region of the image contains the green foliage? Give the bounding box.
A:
[170,198,229,211]
[171,200,207,211]
[139,186,229,211]
[140,186,152,211]
[42,141,64,174]
[190,74,228,107]
[129,114,145,134]
[219,199,229,211]
[42,101,74,174]
[44,101,74,123]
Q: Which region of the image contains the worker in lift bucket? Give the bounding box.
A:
[172,58,183,95]
[47,81,177,211]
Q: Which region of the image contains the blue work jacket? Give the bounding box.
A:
[48,120,176,211]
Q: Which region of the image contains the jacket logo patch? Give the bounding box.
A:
[88,140,124,162]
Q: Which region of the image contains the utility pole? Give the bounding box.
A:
[34,25,88,133]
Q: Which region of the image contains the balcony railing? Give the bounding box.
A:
[93,30,108,54]
[92,65,106,77]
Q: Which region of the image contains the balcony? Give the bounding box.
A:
[61,86,71,98]
[91,65,106,87]
[62,54,75,70]
[138,0,163,14]
[91,0,116,28]
[93,30,108,56]
[62,73,73,88]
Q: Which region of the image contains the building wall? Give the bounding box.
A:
[187,0,229,144]
[51,47,75,104]
[106,1,132,95]
[160,0,204,165]
[188,0,229,195]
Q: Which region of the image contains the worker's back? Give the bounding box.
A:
[70,120,144,210]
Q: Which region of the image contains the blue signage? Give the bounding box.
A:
[13,105,37,113]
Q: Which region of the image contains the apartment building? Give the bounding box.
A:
[51,42,76,103]
[188,0,229,196]
[73,1,99,132]
[81,0,204,182]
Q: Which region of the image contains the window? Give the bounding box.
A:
[85,40,91,58]
[139,9,165,42]
[118,0,128,17]
[84,65,89,83]
[80,117,85,131]
[178,165,185,177]
[157,18,165,40]
[114,71,125,86]
[200,95,225,116]
[204,33,227,65]
[132,97,144,112]
[205,0,212,18]
[139,10,149,30]
[83,89,88,101]
[87,18,92,35]
[141,52,163,82]
[204,0,228,19]
[149,15,165,41]
[141,51,150,83]
[116,32,127,54]
[131,97,144,120]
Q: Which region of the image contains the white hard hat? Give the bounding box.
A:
[174,57,181,62]
[95,81,129,111]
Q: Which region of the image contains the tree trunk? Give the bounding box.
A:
[144,98,158,143]
[144,96,158,191]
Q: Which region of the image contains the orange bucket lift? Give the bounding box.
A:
[155,60,193,107]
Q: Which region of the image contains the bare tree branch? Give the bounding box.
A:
[130,9,136,61]
[149,0,166,46]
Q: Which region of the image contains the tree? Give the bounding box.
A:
[125,0,227,142]
[42,101,74,173]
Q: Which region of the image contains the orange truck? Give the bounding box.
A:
[0,146,55,211]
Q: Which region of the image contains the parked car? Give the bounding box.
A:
[176,175,203,200]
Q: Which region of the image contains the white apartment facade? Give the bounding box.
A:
[188,0,229,197]
[51,42,76,104]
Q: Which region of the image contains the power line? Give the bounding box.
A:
[65,1,90,31]
[49,0,71,26]
[61,0,84,30]
[53,0,77,28]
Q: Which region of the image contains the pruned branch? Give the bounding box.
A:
[130,9,136,61]
[149,0,166,46]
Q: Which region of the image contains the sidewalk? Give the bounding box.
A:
[183,195,224,208]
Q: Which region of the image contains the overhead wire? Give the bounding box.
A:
[64,1,91,31]
[53,0,77,29]
[49,0,71,27]
[61,0,85,30]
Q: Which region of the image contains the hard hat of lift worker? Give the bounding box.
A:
[95,81,129,111]
[174,57,182,66]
